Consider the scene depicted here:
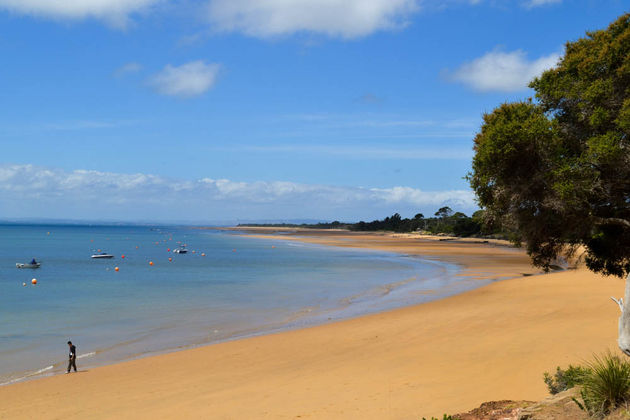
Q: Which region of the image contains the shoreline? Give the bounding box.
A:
[224,226,547,279]
[0,229,624,419]
[0,230,486,387]
[1,231,474,387]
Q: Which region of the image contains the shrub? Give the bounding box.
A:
[575,351,630,417]
[543,365,591,394]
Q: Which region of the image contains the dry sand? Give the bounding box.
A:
[0,230,624,419]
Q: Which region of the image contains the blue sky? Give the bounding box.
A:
[0,0,627,223]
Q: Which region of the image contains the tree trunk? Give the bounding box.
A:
[616,273,630,356]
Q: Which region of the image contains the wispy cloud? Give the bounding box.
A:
[210,144,473,160]
[177,32,208,47]
[0,0,161,28]
[148,61,221,98]
[281,113,478,128]
[525,0,561,8]
[275,114,480,139]
[447,48,560,92]
[357,94,385,105]
[0,164,476,221]
[206,0,420,39]
[114,62,143,77]
[43,120,126,130]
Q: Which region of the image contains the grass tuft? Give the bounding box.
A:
[578,351,630,417]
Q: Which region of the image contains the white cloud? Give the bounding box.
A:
[148,61,221,98]
[0,0,160,27]
[448,49,560,92]
[206,0,420,38]
[0,164,476,222]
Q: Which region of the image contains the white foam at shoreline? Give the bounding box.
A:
[0,365,53,386]
[77,352,96,359]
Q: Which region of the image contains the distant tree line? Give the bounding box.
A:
[238,221,347,229]
[238,207,509,238]
[350,207,487,237]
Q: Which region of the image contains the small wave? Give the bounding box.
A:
[77,352,95,359]
[284,305,320,323]
[33,365,54,374]
[0,365,54,386]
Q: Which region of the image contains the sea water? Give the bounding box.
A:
[0,225,478,385]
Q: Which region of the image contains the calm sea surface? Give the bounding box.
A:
[0,224,480,384]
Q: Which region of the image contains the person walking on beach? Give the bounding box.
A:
[67,341,77,373]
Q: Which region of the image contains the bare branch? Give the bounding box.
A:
[611,296,624,313]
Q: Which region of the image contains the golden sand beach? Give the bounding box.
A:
[0,230,624,419]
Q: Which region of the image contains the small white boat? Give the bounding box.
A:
[91,253,114,259]
[173,247,188,254]
[16,262,41,269]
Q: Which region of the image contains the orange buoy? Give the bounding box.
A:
[149,261,154,266]
[115,267,119,272]
[201,253,205,256]
[135,246,139,249]
[168,257,172,262]
[121,255,125,259]
[272,245,275,248]
[97,249,101,252]
[31,278,37,285]
[22,282,26,286]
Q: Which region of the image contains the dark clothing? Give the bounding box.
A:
[30,259,36,264]
[67,345,77,372]
[67,357,77,373]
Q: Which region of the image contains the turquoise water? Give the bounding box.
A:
[0,225,474,385]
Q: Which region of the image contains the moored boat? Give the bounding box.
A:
[16,262,41,269]
[91,253,114,259]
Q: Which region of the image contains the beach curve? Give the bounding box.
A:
[0,230,624,419]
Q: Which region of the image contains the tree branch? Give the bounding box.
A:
[594,217,630,229]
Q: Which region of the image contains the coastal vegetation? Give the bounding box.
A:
[577,352,630,417]
[469,12,630,274]
[544,365,591,395]
[350,207,485,236]
[238,207,501,238]
[545,352,630,417]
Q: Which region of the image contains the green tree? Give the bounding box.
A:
[434,206,453,219]
[468,14,630,352]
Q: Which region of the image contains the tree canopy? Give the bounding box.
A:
[469,13,630,277]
